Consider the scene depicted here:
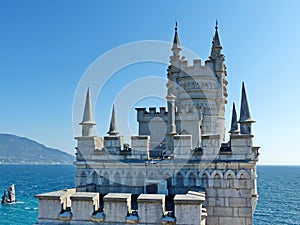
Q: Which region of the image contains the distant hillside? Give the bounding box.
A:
[0,134,75,164]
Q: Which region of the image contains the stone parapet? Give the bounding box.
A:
[35,188,76,221]
[103,193,132,223]
[70,192,99,221]
[173,135,192,159]
[137,194,165,224]
[174,193,205,225]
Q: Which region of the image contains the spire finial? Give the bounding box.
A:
[239,82,255,123]
[80,87,95,125]
[80,87,96,136]
[107,104,119,136]
[172,21,181,51]
[229,102,239,134]
[210,20,222,54]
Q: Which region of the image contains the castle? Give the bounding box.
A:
[35,22,260,225]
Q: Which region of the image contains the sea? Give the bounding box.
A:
[0,165,299,225]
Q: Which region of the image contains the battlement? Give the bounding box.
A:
[136,106,203,121]
[136,107,168,122]
[175,57,218,79]
[35,190,206,225]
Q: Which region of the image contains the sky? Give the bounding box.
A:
[0,0,299,165]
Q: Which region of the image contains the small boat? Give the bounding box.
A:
[1,184,16,204]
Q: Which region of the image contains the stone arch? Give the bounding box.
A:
[101,171,110,185]
[91,170,99,184]
[81,170,88,186]
[201,173,208,188]
[187,171,197,187]
[237,170,250,179]
[135,171,145,186]
[224,170,236,179]
[237,170,249,188]
[211,170,223,188]
[124,171,133,186]
[113,171,121,185]
[210,170,223,179]
[176,172,185,187]
[224,170,235,188]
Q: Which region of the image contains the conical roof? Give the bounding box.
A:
[172,22,181,50]
[80,88,96,125]
[107,105,119,135]
[239,82,255,123]
[229,103,239,133]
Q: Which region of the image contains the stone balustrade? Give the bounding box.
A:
[35,191,206,225]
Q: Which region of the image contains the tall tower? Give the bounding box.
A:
[207,21,228,141]
[166,23,180,136]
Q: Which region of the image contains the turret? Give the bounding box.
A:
[208,21,227,140]
[79,88,96,137]
[166,23,180,135]
[107,105,119,136]
[209,20,226,83]
[210,20,222,59]
[229,103,239,134]
[238,82,255,134]
[104,105,123,152]
[171,22,181,62]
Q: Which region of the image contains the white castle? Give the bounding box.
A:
[35,22,260,225]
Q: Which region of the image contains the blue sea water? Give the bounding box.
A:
[0,165,299,225]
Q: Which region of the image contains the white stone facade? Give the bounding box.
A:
[35,22,260,225]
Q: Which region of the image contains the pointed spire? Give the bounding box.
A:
[172,21,181,50]
[107,105,119,135]
[80,88,95,125]
[229,103,239,134]
[239,82,255,123]
[212,20,222,49]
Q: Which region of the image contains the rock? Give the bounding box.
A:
[1,184,16,204]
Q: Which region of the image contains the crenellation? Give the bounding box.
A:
[193,59,202,67]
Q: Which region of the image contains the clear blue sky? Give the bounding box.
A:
[0,0,299,165]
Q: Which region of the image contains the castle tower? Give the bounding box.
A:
[74,88,103,182]
[238,82,255,134]
[79,88,96,137]
[208,21,227,141]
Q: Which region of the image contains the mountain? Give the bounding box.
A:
[0,133,75,164]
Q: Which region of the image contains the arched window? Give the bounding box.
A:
[92,171,98,184]
[227,174,234,188]
[81,171,87,186]
[188,173,196,187]
[114,172,121,185]
[214,174,221,188]
[201,174,208,188]
[177,172,184,187]
[102,171,110,186]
